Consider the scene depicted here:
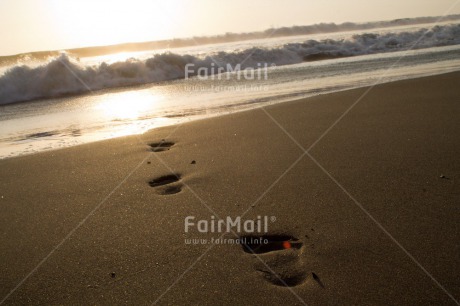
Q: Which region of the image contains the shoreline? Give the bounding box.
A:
[2,67,460,161]
[0,72,459,304]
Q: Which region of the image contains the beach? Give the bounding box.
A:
[0,72,459,305]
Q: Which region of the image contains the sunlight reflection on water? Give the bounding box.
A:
[94,90,162,121]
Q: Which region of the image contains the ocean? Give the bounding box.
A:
[1,16,460,159]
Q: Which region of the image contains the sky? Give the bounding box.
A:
[0,0,459,56]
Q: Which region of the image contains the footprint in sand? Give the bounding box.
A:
[148,173,182,195]
[241,234,308,287]
[149,140,175,152]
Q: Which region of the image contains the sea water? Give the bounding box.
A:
[1,19,460,159]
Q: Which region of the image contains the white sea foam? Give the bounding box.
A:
[1,23,459,105]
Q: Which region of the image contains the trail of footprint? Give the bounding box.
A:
[147,139,183,195]
[241,234,308,287]
[149,140,174,152]
[148,174,182,195]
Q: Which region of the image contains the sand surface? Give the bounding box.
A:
[0,72,459,305]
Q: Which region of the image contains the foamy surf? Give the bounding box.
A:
[1,23,460,105]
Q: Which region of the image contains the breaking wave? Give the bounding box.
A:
[1,23,460,105]
[2,14,460,61]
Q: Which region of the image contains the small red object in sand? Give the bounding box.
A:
[283,241,291,249]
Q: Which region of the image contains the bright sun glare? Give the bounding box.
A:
[95,91,161,121]
[48,0,185,49]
